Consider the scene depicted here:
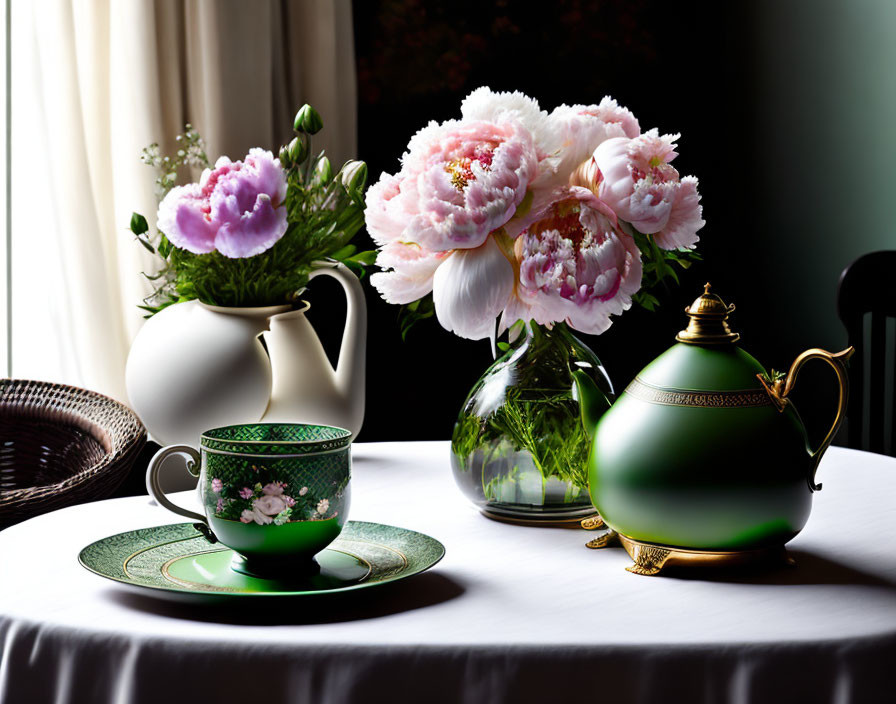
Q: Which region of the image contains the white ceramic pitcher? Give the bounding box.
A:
[126,262,366,447]
[262,263,366,433]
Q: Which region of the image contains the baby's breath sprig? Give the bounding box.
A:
[141,125,210,198]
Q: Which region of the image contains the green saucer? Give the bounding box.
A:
[79,521,445,601]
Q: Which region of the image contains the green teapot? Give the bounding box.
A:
[573,284,852,575]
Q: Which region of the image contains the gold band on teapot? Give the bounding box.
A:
[625,377,774,409]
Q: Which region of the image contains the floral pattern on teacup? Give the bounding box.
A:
[207,471,345,526]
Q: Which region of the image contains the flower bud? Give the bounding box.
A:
[288,136,307,164]
[340,160,368,192]
[315,156,333,184]
[278,145,292,168]
[294,104,323,135]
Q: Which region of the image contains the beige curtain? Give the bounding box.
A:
[28,0,356,401]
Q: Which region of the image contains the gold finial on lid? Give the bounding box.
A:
[676,283,740,345]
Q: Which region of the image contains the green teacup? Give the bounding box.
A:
[146,422,351,577]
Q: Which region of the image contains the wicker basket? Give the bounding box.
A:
[0,379,146,528]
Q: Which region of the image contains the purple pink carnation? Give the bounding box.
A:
[157,149,288,259]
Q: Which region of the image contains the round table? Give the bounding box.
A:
[0,442,893,703]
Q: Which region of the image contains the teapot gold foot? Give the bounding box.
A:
[617,534,794,576]
[581,515,619,548]
[622,541,672,575]
[580,515,606,531]
[585,530,618,549]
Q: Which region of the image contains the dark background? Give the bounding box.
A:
[301,0,893,445]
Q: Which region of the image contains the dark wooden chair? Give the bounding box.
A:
[837,251,896,455]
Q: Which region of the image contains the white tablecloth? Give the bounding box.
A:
[0,442,894,704]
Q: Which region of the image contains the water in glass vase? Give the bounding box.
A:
[450,322,614,522]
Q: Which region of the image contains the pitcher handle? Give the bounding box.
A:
[309,260,367,405]
[145,444,217,543]
[757,346,854,492]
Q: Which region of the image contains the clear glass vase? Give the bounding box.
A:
[450,322,614,522]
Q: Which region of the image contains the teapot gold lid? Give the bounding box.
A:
[675,283,740,345]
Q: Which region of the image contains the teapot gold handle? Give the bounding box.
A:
[757,346,854,492]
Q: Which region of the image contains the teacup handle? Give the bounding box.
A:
[145,445,218,543]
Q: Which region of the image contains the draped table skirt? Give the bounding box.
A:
[0,442,893,703]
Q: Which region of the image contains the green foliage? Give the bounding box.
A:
[130,212,149,236]
[451,409,484,465]
[452,380,592,491]
[627,224,702,312]
[129,112,374,315]
[129,212,155,256]
[762,369,786,384]
[398,294,436,340]
[489,390,591,488]
[451,323,606,495]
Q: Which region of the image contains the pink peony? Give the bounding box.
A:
[239,495,288,524]
[316,498,330,515]
[460,87,549,136]
[239,487,254,499]
[539,101,637,188]
[367,88,703,341]
[261,482,285,496]
[254,495,287,517]
[369,89,650,343]
[370,241,447,305]
[510,187,642,335]
[365,119,537,253]
[216,498,225,513]
[591,130,704,249]
[576,96,641,140]
[299,487,308,496]
[372,231,520,342]
[284,496,295,507]
[503,97,639,238]
[157,148,288,258]
[366,89,546,343]
[210,478,223,494]
[432,235,515,341]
